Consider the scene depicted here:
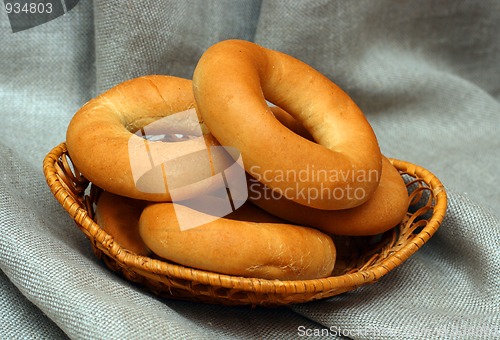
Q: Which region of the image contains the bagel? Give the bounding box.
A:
[94,191,150,256]
[66,75,234,202]
[139,202,336,280]
[192,39,382,210]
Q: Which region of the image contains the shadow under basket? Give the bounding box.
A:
[43,143,447,307]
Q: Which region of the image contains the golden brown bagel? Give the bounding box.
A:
[66,75,232,202]
[94,191,150,256]
[139,202,336,280]
[249,106,409,235]
[193,39,382,210]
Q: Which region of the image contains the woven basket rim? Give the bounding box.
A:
[43,142,447,296]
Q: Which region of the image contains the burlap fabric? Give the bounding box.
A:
[1,1,499,338]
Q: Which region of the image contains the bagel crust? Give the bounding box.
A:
[193,39,382,210]
[139,202,336,280]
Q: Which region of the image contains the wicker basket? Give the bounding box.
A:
[43,142,447,307]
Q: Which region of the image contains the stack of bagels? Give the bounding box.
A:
[66,40,408,281]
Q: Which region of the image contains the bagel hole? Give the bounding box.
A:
[141,133,198,143]
[132,108,203,143]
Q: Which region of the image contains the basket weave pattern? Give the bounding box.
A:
[43,143,447,306]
